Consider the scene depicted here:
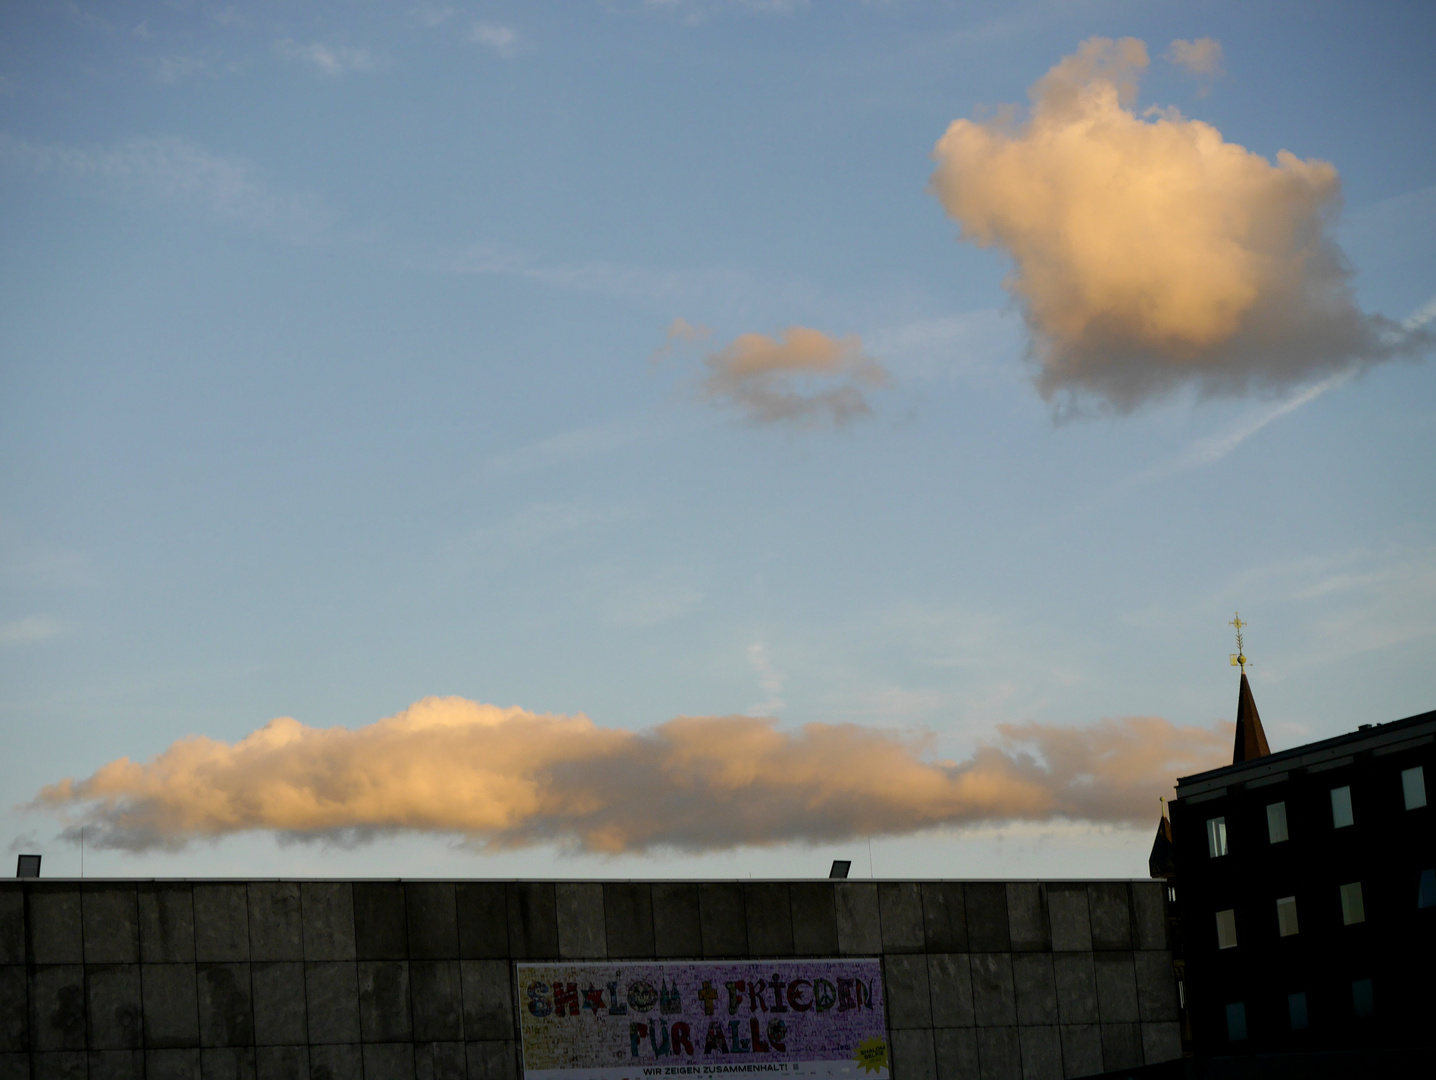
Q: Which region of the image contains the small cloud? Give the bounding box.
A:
[701,326,891,427]
[143,56,207,83]
[412,5,458,27]
[274,39,383,77]
[0,616,64,647]
[745,643,786,716]
[650,316,713,364]
[1165,37,1224,77]
[471,23,518,56]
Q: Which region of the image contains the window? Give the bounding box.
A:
[1331,786,1354,828]
[1340,881,1365,925]
[1266,801,1288,843]
[1418,868,1435,909]
[1403,766,1427,810]
[1288,992,1308,1031]
[1206,816,1228,857]
[1352,978,1375,1019]
[1225,1001,1247,1042]
[1216,908,1238,949]
[1276,896,1299,937]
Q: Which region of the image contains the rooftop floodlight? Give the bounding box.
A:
[829,860,851,879]
[16,854,40,879]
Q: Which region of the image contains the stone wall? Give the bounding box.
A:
[0,879,1181,1079]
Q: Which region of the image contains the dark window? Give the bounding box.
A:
[1418,869,1435,910]
[1276,896,1299,937]
[1340,882,1365,925]
[1403,766,1427,810]
[1216,908,1238,949]
[1207,816,1228,857]
[1226,1001,1247,1042]
[1266,801,1288,843]
[1288,991,1308,1031]
[1352,978,1375,1019]
[1331,786,1354,828]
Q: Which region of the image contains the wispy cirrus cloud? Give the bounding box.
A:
[34,696,1229,852]
[471,24,518,56]
[0,616,65,647]
[0,133,327,239]
[1165,37,1224,77]
[274,39,384,77]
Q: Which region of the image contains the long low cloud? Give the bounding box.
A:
[929,37,1428,411]
[35,697,1229,852]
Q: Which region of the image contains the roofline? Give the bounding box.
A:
[1175,706,1436,796]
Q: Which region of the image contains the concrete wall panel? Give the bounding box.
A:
[138,886,194,965]
[247,886,303,963]
[141,965,199,1048]
[1011,954,1057,1026]
[254,1044,307,1080]
[1052,954,1097,1025]
[965,885,1010,953]
[307,1042,361,1080]
[87,1048,143,1079]
[303,962,359,1045]
[976,1026,1021,1080]
[362,1041,414,1080]
[835,884,881,956]
[878,883,924,954]
[970,954,1017,1028]
[921,884,967,953]
[1093,954,1138,1024]
[82,887,138,965]
[1045,888,1090,953]
[467,1038,518,1080]
[1018,1024,1062,1080]
[415,1039,466,1080]
[353,885,407,962]
[1141,1021,1181,1065]
[602,884,655,959]
[788,883,838,957]
[933,1026,979,1080]
[85,965,142,1050]
[1086,885,1132,952]
[651,884,700,959]
[1058,1024,1102,1079]
[29,966,85,1051]
[698,884,747,959]
[890,1027,935,1078]
[199,1046,255,1080]
[1133,952,1177,1023]
[927,953,975,1028]
[883,953,932,1029]
[406,884,458,961]
[145,1047,199,1079]
[357,961,411,1043]
[1130,882,1166,952]
[0,967,26,1053]
[744,884,794,957]
[410,961,463,1042]
[455,884,508,959]
[460,960,513,1041]
[1100,1022,1142,1071]
[193,887,249,963]
[250,963,306,1046]
[300,884,355,963]
[0,891,23,966]
[196,964,252,1048]
[1006,885,1048,953]
[556,883,605,960]
[505,885,558,961]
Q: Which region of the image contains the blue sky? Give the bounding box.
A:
[2,0,1433,881]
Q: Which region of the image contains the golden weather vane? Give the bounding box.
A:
[1229,612,1250,673]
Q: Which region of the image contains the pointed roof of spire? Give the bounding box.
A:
[1233,671,1271,764]
[1148,814,1176,879]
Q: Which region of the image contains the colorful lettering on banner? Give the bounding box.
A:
[516,959,888,1079]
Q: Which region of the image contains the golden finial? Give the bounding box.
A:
[1228,612,1249,672]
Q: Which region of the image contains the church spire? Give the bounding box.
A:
[1229,613,1270,763]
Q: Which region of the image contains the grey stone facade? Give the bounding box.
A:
[0,879,1181,1078]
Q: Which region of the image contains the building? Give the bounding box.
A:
[0,875,1184,1078]
[1166,676,1435,1059]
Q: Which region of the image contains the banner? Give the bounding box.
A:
[516,958,889,1079]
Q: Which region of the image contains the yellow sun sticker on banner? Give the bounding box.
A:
[854,1036,888,1074]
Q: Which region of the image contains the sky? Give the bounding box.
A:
[2,0,1433,882]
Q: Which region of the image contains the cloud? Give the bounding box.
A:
[929,37,1429,412]
[650,316,713,363]
[274,39,383,77]
[1165,37,1223,77]
[471,24,518,56]
[33,697,1229,852]
[0,616,64,647]
[143,56,207,83]
[0,133,327,239]
[701,327,891,427]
